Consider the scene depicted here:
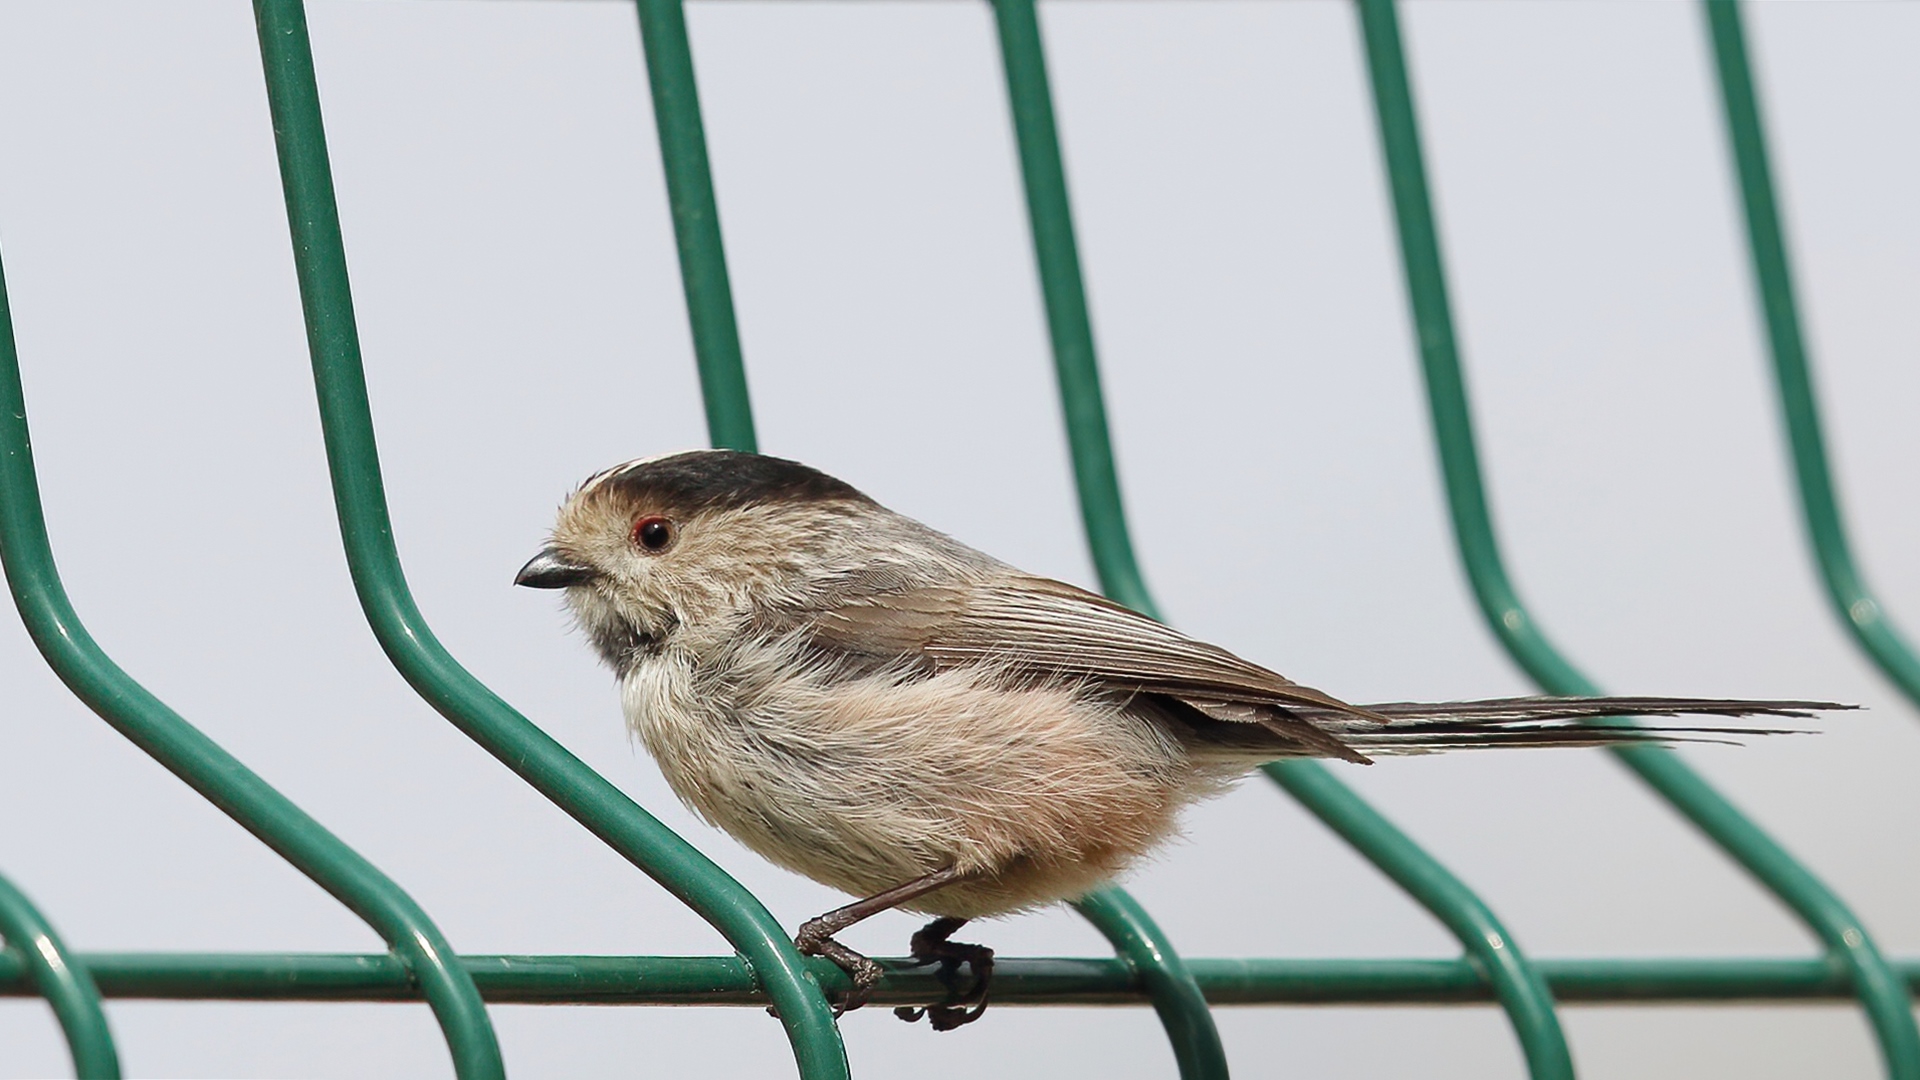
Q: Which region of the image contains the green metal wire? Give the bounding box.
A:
[0,871,118,1079]
[1701,0,1920,711]
[984,6,1232,1074]
[5,950,1916,1007]
[1353,0,1920,1075]
[1264,764,1570,1078]
[250,2,850,1077]
[627,1,1225,1074]
[1071,889,1229,1079]
[0,249,502,1080]
[633,0,758,454]
[987,0,1154,616]
[990,0,1573,1076]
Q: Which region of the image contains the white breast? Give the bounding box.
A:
[619,637,1204,918]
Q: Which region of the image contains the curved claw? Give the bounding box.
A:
[893,916,995,1031]
[793,920,885,1016]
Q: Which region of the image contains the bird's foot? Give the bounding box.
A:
[793,917,885,1016]
[893,917,994,1031]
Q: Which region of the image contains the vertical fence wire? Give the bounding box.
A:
[635,0,757,453]
[1352,0,1920,1075]
[250,2,851,1076]
[0,871,118,1079]
[988,0,1573,1076]
[0,247,503,1080]
[990,16,1228,1068]
[1701,0,1920,711]
[628,2,1227,1075]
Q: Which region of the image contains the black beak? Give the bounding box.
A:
[515,547,598,589]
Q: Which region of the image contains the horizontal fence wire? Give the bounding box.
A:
[992,0,1575,1075]
[0,246,504,1080]
[0,872,117,1079]
[1703,0,1920,711]
[252,0,853,1076]
[4,952,1918,1007]
[1357,0,1920,1075]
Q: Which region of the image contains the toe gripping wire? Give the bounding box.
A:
[631,0,1225,1075]
[0,870,118,1079]
[252,2,849,1077]
[991,0,1576,1077]
[1356,0,1920,1074]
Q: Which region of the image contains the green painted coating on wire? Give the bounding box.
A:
[249,3,850,1077]
[635,0,758,454]
[0,872,118,1079]
[990,0,1573,1076]
[629,0,1224,1074]
[1262,762,1571,1079]
[987,0,1156,619]
[0,249,501,1080]
[1354,0,1920,1074]
[4,951,1915,1006]
[1702,0,1920,710]
[987,5,1258,1070]
[1071,888,1228,1079]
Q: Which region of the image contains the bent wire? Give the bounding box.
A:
[0,871,118,1079]
[990,0,1575,1076]
[1353,0,1920,1074]
[626,2,1226,1074]
[0,252,503,1079]
[1069,890,1226,1079]
[1702,0,1920,710]
[248,2,851,1077]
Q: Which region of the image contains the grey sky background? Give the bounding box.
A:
[0,1,1916,1077]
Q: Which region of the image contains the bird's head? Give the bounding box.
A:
[515,449,878,673]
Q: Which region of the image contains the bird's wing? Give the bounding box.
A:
[798,574,1375,763]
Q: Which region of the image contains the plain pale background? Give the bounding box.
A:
[0,1,1916,1076]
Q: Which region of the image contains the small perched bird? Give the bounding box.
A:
[516,449,1836,1029]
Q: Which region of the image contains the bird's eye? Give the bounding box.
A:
[632,515,675,552]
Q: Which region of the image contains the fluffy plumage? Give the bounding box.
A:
[519,450,1841,1018]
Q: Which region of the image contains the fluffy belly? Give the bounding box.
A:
[623,654,1196,918]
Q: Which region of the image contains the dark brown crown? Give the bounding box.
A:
[587,450,873,515]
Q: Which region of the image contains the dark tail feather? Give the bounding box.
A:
[1349,696,1845,723]
[1293,696,1848,759]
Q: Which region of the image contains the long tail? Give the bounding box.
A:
[1292,696,1847,757]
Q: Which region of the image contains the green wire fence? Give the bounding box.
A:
[1,1,1914,1078]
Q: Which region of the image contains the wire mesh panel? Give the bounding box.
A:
[0,1,1915,1077]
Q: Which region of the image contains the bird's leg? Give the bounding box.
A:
[792,865,968,1016]
[892,916,995,1031]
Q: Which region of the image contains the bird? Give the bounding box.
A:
[515,448,1838,1030]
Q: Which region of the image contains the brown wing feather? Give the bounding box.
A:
[793,577,1839,766]
[804,575,1377,764]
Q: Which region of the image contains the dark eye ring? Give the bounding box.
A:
[632,516,675,552]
